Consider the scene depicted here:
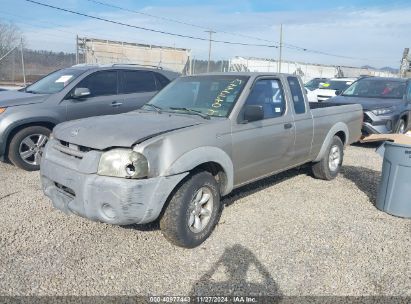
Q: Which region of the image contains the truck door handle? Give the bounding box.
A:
[284,123,293,129]
[111,101,123,107]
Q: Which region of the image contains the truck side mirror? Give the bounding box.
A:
[335,90,341,96]
[243,105,264,123]
[72,87,91,99]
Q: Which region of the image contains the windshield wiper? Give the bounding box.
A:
[169,107,210,120]
[143,103,163,113]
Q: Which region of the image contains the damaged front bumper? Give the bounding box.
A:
[40,141,188,225]
[362,111,400,135]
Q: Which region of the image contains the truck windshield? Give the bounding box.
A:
[145,75,249,117]
[305,78,328,90]
[24,68,85,94]
[342,78,406,99]
[320,80,352,91]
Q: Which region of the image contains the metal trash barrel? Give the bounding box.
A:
[376,141,411,218]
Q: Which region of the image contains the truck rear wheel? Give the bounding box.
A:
[160,171,222,248]
[312,136,344,180]
[8,126,51,171]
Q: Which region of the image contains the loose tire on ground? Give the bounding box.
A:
[8,126,51,171]
[160,171,222,248]
[312,136,344,180]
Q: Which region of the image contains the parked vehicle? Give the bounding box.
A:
[312,78,356,102]
[0,64,179,170]
[304,77,328,91]
[328,77,410,134]
[306,88,319,102]
[40,73,363,248]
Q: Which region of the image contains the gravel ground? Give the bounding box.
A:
[0,144,410,297]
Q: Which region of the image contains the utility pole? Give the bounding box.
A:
[278,24,283,73]
[20,37,26,87]
[205,30,216,73]
[76,34,79,64]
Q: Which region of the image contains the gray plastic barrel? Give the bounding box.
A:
[376,141,411,218]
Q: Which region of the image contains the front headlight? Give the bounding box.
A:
[98,149,148,179]
[371,107,394,116]
[0,107,6,114]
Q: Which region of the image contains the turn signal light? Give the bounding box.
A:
[0,107,6,114]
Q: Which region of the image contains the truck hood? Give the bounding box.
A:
[328,95,404,111]
[53,111,205,150]
[0,90,49,107]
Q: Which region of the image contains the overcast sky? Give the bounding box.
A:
[1,0,410,68]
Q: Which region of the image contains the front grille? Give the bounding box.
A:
[53,140,92,159]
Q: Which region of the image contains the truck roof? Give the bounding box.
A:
[359,76,405,82]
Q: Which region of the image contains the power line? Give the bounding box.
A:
[0,10,154,46]
[84,0,376,61]
[22,0,389,63]
[85,0,211,31]
[85,0,280,46]
[23,0,278,48]
[0,11,76,36]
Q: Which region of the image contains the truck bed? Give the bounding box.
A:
[308,102,363,158]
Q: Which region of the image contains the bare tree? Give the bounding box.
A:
[0,20,22,56]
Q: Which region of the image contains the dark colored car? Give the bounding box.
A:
[304,77,328,91]
[0,64,179,171]
[328,77,410,135]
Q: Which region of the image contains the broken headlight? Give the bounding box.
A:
[98,149,148,179]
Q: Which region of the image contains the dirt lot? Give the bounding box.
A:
[0,144,410,296]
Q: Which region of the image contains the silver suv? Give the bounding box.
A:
[0,64,179,170]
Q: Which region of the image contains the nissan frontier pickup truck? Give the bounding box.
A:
[40,73,363,248]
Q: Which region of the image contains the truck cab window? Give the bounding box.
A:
[288,76,306,114]
[244,79,285,120]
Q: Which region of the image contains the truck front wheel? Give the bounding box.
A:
[312,136,344,180]
[160,171,223,248]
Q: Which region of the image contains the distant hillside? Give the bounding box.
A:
[361,65,399,74]
[0,49,75,83]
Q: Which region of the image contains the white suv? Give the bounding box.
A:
[312,78,357,102]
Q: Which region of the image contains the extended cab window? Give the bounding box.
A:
[244,79,285,120]
[288,76,306,114]
[75,71,118,97]
[121,71,157,94]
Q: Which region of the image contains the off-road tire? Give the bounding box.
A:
[312,136,344,180]
[8,126,51,171]
[160,171,222,248]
